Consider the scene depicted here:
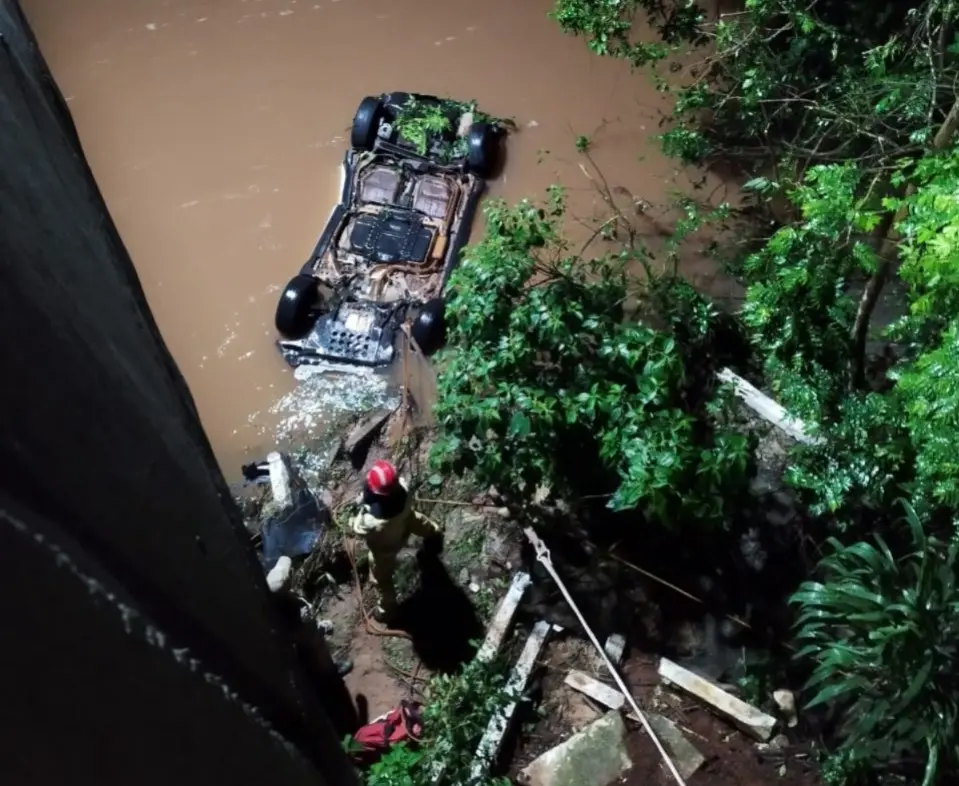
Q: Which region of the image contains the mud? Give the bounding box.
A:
[23,0,732,476]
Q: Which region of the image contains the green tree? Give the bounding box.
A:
[551,1,959,782]
[431,188,751,522]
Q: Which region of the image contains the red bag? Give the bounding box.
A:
[352,700,424,762]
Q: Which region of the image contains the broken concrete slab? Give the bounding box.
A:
[267,452,293,509]
[604,633,626,665]
[469,620,552,781]
[342,408,394,469]
[646,713,706,780]
[564,671,705,779]
[476,571,531,662]
[518,713,632,786]
[565,670,625,711]
[718,368,820,445]
[659,657,776,741]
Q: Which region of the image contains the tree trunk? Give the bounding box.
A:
[849,97,959,388]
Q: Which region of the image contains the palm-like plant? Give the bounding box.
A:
[790,502,959,785]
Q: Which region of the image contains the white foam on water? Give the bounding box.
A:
[267,365,399,446]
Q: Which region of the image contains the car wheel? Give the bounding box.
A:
[410,298,446,357]
[275,275,322,338]
[351,97,384,151]
[466,122,498,178]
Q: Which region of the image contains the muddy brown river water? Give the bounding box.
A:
[24,0,731,478]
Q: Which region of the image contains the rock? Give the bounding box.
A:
[518,713,632,786]
[771,733,789,751]
[483,529,518,568]
[773,689,797,728]
[342,408,394,469]
[647,713,706,780]
[739,527,767,572]
[469,582,480,594]
[487,486,504,504]
[756,733,790,755]
[266,555,292,593]
[458,567,470,585]
[603,633,626,666]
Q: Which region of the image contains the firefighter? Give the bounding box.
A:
[349,459,442,618]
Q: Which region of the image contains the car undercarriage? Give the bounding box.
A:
[274,93,500,369]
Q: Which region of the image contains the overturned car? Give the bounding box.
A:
[274,92,503,369]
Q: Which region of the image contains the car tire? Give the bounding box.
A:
[275,275,321,338]
[466,122,498,178]
[351,97,384,151]
[410,298,446,357]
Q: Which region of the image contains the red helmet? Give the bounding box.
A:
[367,460,399,495]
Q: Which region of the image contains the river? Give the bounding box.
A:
[23,0,733,478]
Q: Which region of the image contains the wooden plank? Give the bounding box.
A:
[468,620,552,782]
[658,658,776,741]
[717,368,820,445]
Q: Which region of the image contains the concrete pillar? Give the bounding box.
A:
[0,2,357,783]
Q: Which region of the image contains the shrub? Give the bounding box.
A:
[430,188,751,523]
[791,502,959,785]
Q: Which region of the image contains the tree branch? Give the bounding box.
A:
[849,96,959,388]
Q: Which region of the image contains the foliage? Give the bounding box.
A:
[790,502,959,785]
[431,188,752,522]
[392,97,452,155]
[894,321,959,510]
[551,1,959,782]
[391,96,510,158]
[739,164,882,417]
[784,391,911,519]
[552,0,959,176]
[893,149,959,345]
[740,149,959,522]
[361,654,514,786]
[365,744,424,786]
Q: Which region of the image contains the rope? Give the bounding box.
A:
[524,527,688,786]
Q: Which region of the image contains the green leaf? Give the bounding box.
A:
[804,678,866,710]
[508,411,531,437]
